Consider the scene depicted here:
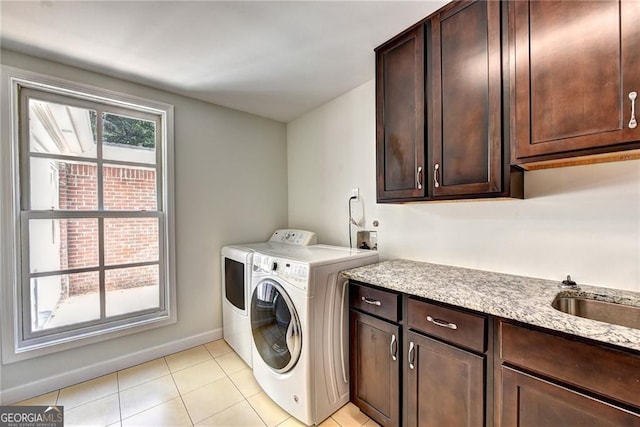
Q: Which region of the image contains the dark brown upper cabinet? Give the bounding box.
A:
[510,0,640,167]
[376,0,523,203]
[430,0,503,198]
[376,25,426,201]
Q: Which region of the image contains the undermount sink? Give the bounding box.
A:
[552,295,640,330]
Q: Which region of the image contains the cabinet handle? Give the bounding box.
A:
[434,163,440,188]
[390,334,397,361]
[426,315,458,330]
[408,341,415,370]
[361,296,381,306]
[629,92,638,129]
[416,166,423,190]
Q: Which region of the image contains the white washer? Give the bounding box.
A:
[221,230,317,367]
[250,245,379,426]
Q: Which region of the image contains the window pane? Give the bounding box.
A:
[104,218,159,265]
[29,218,99,274]
[29,99,97,157]
[15,81,173,354]
[103,164,156,210]
[102,112,156,164]
[30,158,98,210]
[30,271,100,332]
[105,265,159,317]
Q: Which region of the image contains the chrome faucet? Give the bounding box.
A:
[558,275,580,290]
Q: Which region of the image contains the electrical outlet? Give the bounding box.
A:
[352,187,359,199]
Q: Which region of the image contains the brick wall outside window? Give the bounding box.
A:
[58,163,158,296]
[104,166,157,210]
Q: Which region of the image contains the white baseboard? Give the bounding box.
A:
[1,328,222,405]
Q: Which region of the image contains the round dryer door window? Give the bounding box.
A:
[250,279,302,373]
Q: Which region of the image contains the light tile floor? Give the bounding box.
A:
[13,340,379,427]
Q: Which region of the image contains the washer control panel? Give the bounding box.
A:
[254,254,309,290]
[269,229,317,246]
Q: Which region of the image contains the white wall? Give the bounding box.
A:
[288,80,640,292]
[0,49,288,402]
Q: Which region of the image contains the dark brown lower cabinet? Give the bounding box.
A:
[498,321,640,426]
[501,366,640,426]
[349,310,400,427]
[407,331,485,427]
[349,281,640,427]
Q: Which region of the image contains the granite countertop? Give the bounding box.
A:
[342,259,640,352]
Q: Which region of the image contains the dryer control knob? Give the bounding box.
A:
[271,262,278,271]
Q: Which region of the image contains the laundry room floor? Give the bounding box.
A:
[11,339,379,426]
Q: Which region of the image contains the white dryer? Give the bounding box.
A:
[221,230,316,367]
[250,245,379,426]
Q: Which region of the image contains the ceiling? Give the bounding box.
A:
[0,1,448,122]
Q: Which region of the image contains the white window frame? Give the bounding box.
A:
[0,66,177,363]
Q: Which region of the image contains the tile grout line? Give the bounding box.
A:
[244,395,270,427]
[116,371,123,427]
[159,354,189,426]
[203,344,266,426]
[171,346,251,425]
[166,354,196,427]
[54,374,118,413]
[207,343,269,426]
[221,381,262,426]
[119,374,182,424]
[171,359,223,422]
[119,347,216,425]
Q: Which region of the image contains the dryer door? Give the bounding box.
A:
[250,279,302,373]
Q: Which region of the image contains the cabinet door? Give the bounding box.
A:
[501,366,640,426]
[349,310,400,427]
[511,0,640,161]
[407,332,485,427]
[376,25,426,201]
[431,0,502,197]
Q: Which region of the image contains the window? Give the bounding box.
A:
[2,70,175,359]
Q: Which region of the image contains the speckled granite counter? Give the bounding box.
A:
[342,259,640,352]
